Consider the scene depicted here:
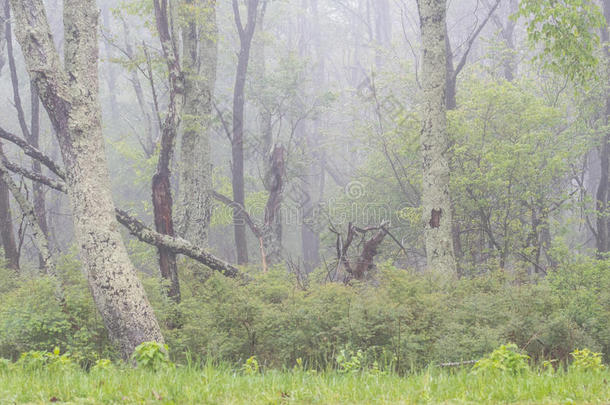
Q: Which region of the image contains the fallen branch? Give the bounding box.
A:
[0,126,65,178]
[212,190,262,238]
[439,360,478,367]
[1,157,241,278]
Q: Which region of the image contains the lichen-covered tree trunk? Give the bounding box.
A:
[9,0,163,358]
[418,0,456,275]
[177,0,217,247]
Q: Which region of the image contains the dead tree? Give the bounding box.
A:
[150,0,186,303]
[213,144,286,270]
[329,221,389,282]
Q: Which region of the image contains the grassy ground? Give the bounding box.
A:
[1,365,610,404]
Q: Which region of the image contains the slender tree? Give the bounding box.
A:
[231,0,261,264]
[150,0,186,302]
[0,0,19,270]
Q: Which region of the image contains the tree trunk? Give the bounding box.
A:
[418,0,456,275]
[177,0,217,247]
[261,145,285,265]
[9,0,163,359]
[150,0,186,303]
[373,0,391,69]
[502,0,518,82]
[299,0,324,273]
[0,0,5,71]
[596,0,610,255]
[30,84,49,268]
[231,0,260,265]
[0,144,19,270]
[444,24,457,111]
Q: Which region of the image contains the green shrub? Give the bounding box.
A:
[1,257,610,373]
[0,254,113,365]
[91,358,115,372]
[336,348,365,373]
[241,355,259,375]
[131,342,172,370]
[17,347,75,371]
[570,348,605,372]
[472,344,530,375]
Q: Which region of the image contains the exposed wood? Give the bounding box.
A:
[151,0,186,302]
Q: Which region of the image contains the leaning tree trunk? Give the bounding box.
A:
[177,0,217,247]
[9,0,163,359]
[418,0,456,275]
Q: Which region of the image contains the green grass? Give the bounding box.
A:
[1,365,609,404]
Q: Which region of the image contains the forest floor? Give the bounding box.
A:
[1,366,610,404]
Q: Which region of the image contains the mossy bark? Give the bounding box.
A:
[418,0,456,275]
[177,0,217,247]
[9,0,163,358]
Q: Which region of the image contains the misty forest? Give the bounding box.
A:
[1,0,610,403]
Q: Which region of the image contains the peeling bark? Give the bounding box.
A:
[418,0,456,275]
[8,0,163,358]
[151,0,186,303]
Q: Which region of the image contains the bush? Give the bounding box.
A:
[132,341,172,370]
[16,347,75,371]
[472,344,530,375]
[1,256,610,372]
[570,348,606,372]
[0,254,113,365]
